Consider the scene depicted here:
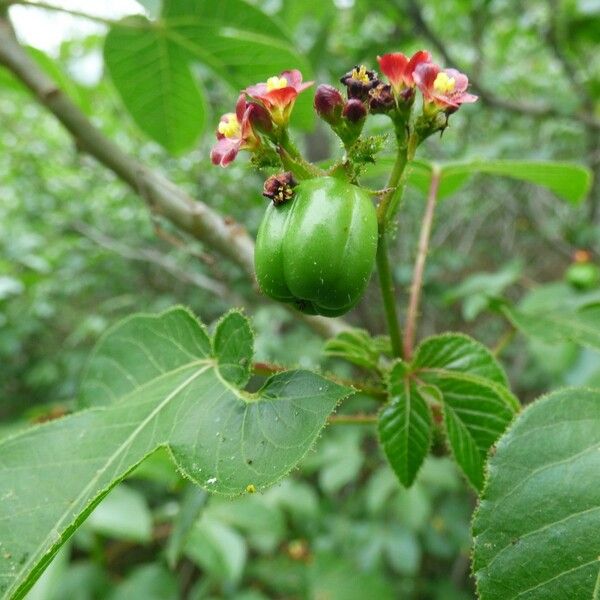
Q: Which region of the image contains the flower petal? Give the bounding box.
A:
[235,93,248,121]
[405,50,431,85]
[377,52,409,87]
[210,137,241,167]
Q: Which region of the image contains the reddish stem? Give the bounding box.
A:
[403,164,441,360]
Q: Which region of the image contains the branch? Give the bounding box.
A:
[403,164,441,360]
[405,0,600,131]
[0,16,348,339]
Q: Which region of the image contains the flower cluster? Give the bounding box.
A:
[210,51,477,168]
[211,70,313,167]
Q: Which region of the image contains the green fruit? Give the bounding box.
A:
[255,177,378,317]
[566,262,600,290]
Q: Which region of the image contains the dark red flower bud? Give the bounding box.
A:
[368,83,395,114]
[343,98,367,123]
[246,102,273,134]
[262,172,297,206]
[314,84,345,124]
[340,65,379,100]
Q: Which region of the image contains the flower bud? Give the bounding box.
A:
[314,84,345,125]
[246,102,273,135]
[343,98,367,123]
[262,172,297,206]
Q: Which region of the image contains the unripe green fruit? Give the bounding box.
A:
[566,262,600,290]
[254,177,378,317]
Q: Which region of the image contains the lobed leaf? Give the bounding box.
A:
[0,307,349,599]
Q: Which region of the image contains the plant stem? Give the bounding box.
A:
[277,129,325,179]
[376,234,403,357]
[375,143,411,358]
[403,164,441,360]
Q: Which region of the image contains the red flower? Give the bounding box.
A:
[377,50,431,94]
[210,94,264,167]
[245,69,313,126]
[413,63,478,109]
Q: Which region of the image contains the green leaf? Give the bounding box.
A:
[413,334,518,491]
[378,363,432,487]
[323,328,390,372]
[162,0,313,130]
[213,310,253,387]
[408,159,592,203]
[103,0,313,151]
[185,516,247,583]
[472,388,600,599]
[104,18,207,155]
[503,303,600,352]
[0,307,349,599]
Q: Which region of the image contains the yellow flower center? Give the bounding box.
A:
[433,72,456,94]
[266,76,288,91]
[351,65,370,83]
[217,113,241,138]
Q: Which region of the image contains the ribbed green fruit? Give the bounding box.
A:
[255,177,378,317]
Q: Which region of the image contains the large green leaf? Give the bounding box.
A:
[103,0,312,152]
[104,18,207,155]
[378,363,433,487]
[472,388,600,599]
[412,334,518,491]
[408,159,592,203]
[0,307,349,599]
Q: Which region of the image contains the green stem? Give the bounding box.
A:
[374,139,413,358]
[376,232,403,357]
[277,129,324,179]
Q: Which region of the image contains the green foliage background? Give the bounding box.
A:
[1,0,599,598]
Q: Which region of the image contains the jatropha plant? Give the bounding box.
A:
[210,52,476,319]
[1,41,599,600]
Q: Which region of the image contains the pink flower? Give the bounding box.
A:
[413,63,478,109]
[245,69,313,126]
[210,94,267,167]
[377,50,431,94]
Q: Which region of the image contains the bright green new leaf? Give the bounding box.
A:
[412,334,518,491]
[378,362,433,487]
[0,307,349,599]
[324,328,390,372]
[472,388,600,599]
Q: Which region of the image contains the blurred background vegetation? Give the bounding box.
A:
[1,0,599,598]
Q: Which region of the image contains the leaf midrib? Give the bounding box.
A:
[11,363,211,595]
